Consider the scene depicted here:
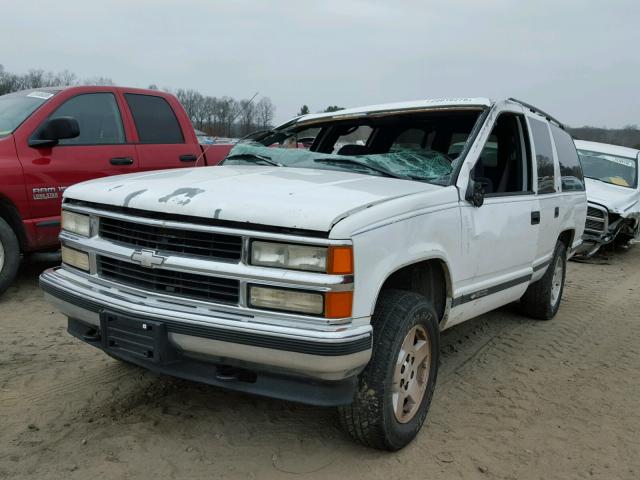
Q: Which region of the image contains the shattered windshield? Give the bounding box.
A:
[578,149,638,189]
[223,109,483,185]
[0,90,56,138]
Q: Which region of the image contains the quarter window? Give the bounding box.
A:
[124,94,184,144]
[529,118,556,194]
[50,93,125,145]
[550,125,585,191]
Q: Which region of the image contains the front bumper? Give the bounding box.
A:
[40,267,372,406]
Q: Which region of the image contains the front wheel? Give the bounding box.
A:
[520,240,567,320]
[0,218,20,297]
[338,290,440,450]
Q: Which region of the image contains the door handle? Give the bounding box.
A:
[554,206,559,218]
[531,211,541,225]
[110,157,134,166]
[180,154,198,162]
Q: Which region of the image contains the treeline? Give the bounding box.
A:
[0,64,113,95]
[568,126,640,150]
[0,65,275,138]
[169,88,275,138]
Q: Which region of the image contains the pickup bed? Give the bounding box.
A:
[0,86,233,294]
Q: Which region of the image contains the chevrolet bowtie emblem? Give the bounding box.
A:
[130,249,166,268]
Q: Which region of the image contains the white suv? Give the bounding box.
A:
[40,98,587,450]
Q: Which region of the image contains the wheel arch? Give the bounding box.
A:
[373,255,453,328]
[0,195,26,251]
[558,228,575,250]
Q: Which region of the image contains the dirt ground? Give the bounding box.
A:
[1,249,639,480]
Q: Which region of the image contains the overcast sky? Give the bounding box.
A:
[1,0,638,127]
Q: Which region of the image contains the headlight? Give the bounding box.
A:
[250,242,353,274]
[251,241,327,272]
[61,245,90,271]
[249,286,324,315]
[61,211,91,237]
[249,285,353,318]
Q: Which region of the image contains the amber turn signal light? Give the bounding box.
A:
[324,291,353,318]
[327,246,353,275]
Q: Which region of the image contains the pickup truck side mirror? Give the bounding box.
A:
[465,178,485,207]
[29,117,80,148]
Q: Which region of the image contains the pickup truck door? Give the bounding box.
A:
[449,105,540,325]
[15,91,138,245]
[121,92,203,171]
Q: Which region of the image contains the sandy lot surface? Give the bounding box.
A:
[1,249,639,480]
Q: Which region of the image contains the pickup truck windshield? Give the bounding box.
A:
[0,90,56,138]
[224,109,483,185]
[578,149,638,189]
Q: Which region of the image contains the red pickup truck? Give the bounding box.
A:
[0,86,232,295]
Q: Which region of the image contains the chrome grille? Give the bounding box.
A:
[98,256,240,304]
[99,217,242,261]
[585,204,608,235]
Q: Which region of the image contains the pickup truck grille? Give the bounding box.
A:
[585,205,607,235]
[99,217,242,261]
[98,256,240,304]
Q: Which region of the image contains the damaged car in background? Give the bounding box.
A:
[574,140,640,256]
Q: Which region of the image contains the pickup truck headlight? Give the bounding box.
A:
[61,211,91,237]
[250,241,353,274]
[61,246,90,271]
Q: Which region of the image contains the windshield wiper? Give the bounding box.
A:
[313,158,410,180]
[225,153,283,167]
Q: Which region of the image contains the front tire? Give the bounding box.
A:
[0,218,20,297]
[520,240,567,320]
[338,290,440,450]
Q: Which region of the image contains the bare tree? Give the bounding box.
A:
[255,97,275,129]
[238,98,257,136]
[81,76,115,86]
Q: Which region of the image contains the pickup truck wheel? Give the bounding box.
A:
[0,218,20,296]
[338,290,439,451]
[520,240,567,320]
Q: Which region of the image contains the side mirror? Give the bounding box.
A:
[29,117,80,148]
[465,178,485,207]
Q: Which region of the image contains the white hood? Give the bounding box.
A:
[585,178,640,217]
[64,166,438,232]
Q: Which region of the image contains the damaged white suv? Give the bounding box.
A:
[40,98,587,450]
[574,140,639,256]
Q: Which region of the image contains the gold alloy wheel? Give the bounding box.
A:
[392,324,431,423]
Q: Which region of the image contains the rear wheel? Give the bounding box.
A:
[0,218,20,296]
[338,290,439,450]
[520,240,567,320]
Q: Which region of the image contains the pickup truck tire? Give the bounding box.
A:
[338,289,439,451]
[0,218,20,296]
[519,240,567,320]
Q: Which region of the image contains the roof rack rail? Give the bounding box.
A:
[508,98,564,130]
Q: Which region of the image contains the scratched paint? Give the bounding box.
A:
[158,188,206,206]
[123,189,148,207]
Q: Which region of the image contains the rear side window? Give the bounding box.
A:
[124,94,184,144]
[550,125,585,191]
[529,118,556,194]
[50,93,125,145]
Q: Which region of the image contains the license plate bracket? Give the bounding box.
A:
[100,311,171,364]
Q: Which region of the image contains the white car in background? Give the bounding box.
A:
[575,140,640,256]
